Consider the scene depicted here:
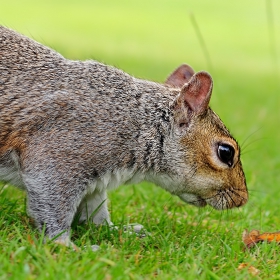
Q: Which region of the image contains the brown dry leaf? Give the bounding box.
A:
[243,229,280,249]
[238,263,260,276]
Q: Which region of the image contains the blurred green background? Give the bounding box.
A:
[1,0,280,230]
[1,1,280,277]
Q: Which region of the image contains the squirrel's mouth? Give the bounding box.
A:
[179,187,248,210]
[205,188,248,210]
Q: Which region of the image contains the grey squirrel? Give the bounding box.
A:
[0,26,248,246]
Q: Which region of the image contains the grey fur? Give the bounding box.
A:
[0,26,248,244]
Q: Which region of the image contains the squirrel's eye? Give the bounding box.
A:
[217,144,235,167]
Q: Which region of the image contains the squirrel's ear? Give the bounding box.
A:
[179,71,213,114]
[165,64,195,88]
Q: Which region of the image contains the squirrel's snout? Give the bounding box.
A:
[206,186,248,210]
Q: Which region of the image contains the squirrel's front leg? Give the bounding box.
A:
[22,162,86,246]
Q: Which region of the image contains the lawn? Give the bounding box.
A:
[1,0,280,279]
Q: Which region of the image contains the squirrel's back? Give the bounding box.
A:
[0,26,172,175]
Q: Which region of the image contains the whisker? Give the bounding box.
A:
[219,192,225,210]
[229,189,247,204]
[239,127,263,149]
[241,136,266,151]
[217,194,223,210]
[226,191,236,208]
[226,187,247,192]
[247,189,267,194]
[241,148,262,156]
[228,189,243,199]
[225,193,232,209]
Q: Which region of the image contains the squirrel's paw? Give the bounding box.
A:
[54,236,80,251]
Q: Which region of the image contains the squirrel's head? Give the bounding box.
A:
[161,64,248,210]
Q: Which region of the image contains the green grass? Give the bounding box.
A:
[1,0,280,279]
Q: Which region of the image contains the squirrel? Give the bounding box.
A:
[0,26,248,246]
